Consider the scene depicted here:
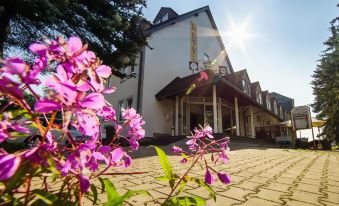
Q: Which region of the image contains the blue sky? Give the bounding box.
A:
[143,0,338,111]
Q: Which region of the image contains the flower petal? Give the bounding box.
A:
[29,43,47,55]
[79,174,90,193]
[205,169,215,185]
[110,148,124,163]
[34,100,61,113]
[96,65,112,78]
[67,37,82,53]
[217,172,231,184]
[0,154,21,181]
[81,93,105,110]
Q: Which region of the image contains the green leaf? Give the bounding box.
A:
[104,189,152,206]
[103,178,120,202]
[163,196,206,206]
[98,177,105,194]
[177,181,186,195]
[191,178,216,201]
[121,190,152,202]
[155,175,170,181]
[31,190,58,205]
[90,184,98,205]
[9,132,30,138]
[12,109,30,119]
[151,146,174,182]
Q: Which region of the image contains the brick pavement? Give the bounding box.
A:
[85,148,339,206]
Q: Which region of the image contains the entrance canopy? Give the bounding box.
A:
[155,70,283,121]
[278,118,326,128]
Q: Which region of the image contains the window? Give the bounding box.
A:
[266,95,271,110]
[118,97,133,122]
[162,13,169,22]
[106,75,112,88]
[274,101,278,115]
[126,98,133,108]
[279,106,283,118]
[256,89,262,104]
[242,79,251,96]
[118,100,124,121]
[203,53,209,62]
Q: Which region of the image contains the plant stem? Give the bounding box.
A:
[163,152,204,203]
[41,111,56,143]
[24,176,32,206]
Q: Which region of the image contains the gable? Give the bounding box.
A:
[146,6,234,73]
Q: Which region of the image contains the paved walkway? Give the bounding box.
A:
[89,146,339,206]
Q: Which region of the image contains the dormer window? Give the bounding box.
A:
[203,53,209,62]
[256,89,262,104]
[162,13,169,22]
[242,79,251,96]
[266,95,271,110]
[273,101,278,115]
[279,106,283,118]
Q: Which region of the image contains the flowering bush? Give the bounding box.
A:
[0,36,231,206]
[0,36,147,205]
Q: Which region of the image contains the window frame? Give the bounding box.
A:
[118,97,134,122]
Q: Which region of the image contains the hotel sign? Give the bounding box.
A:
[291,106,312,130]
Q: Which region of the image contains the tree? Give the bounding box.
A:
[311,14,339,144]
[0,0,148,77]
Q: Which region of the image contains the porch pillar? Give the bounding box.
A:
[180,98,184,135]
[212,84,218,132]
[234,96,240,136]
[250,106,255,138]
[175,96,179,135]
[218,98,222,133]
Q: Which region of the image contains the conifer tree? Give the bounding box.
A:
[0,0,148,77]
[311,14,339,143]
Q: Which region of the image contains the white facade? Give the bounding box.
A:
[107,8,232,137]
[106,6,290,140]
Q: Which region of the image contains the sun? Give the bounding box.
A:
[223,15,255,52]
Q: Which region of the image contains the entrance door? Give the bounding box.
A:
[204,105,214,127]
[189,104,204,131]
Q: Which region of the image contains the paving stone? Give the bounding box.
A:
[285,200,318,206]
[325,185,339,193]
[234,181,261,191]
[207,196,242,206]
[323,191,339,204]
[295,183,321,194]
[217,187,254,201]
[247,176,270,184]
[274,177,295,185]
[254,188,285,204]
[289,190,322,205]
[299,177,322,186]
[240,197,281,206]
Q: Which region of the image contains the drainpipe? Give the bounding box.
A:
[136,47,145,114]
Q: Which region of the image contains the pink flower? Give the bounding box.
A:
[0,154,21,181]
[217,172,231,184]
[171,145,183,153]
[198,71,208,81]
[205,169,215,185]
[0,113,29,143]
[193,125,214,139]
[3,58,26,76]
[34,99,61,113]
[79,174,90,193]
[180,158,188,164]
[96,65,112,78]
